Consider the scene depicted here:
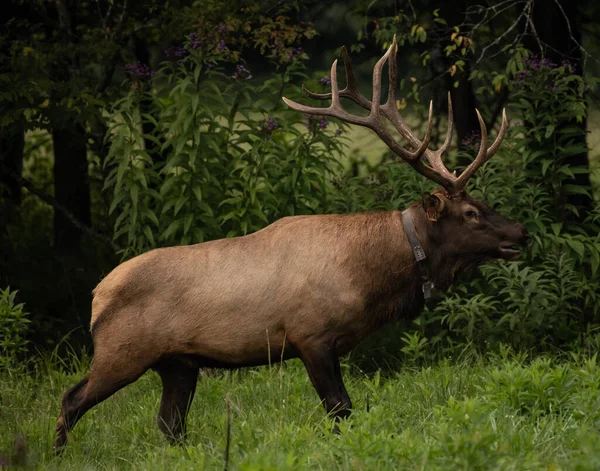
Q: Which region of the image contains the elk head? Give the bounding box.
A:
[283,35,528,266]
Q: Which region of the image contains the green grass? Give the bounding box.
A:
[2,351,600,470]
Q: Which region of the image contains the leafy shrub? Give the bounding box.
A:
[105,18,343,259]
[0,287,30,368]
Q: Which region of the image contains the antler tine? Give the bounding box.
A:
[378,36,433,159]
[486,108,508,157]
[370,40,396,116]
[455,109,489,189]
[339,46,372,110]
[425,92,455,179]
[387,36,398,104]
[411,102,434,159]
[282,57,371,127]
[366,37,434,160]
[301,46,372,110]
[330,59,341,107]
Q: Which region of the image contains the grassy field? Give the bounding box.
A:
[2,351,600,470]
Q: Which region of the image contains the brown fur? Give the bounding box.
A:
[53,191,527,450]
[91,211,419,361]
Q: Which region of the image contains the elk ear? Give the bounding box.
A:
[422,192,445,222]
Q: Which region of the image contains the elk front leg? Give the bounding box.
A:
[299,344,352,420]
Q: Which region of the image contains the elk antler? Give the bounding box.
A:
[282,35,509,196]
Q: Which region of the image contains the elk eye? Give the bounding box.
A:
[465,210,478,219]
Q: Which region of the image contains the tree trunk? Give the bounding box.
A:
[0,3,25,207]
[0,123,24,205]
[52,125,91,249]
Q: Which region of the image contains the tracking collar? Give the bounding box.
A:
[401,210,435,299]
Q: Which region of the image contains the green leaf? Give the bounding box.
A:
[143,226,155,246]
[565,239,585,258]
[541,159,553,176]
[130,185,139,210]
[174,196,189,216]
[562,184,590,196]
[551,223,562,236]
[161,219,181,241]
[192,185,202,203]
[144,210,159,228]
[183,213,194,235]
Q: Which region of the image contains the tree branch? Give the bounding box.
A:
[475,0,533,63]
[552,0,587,57]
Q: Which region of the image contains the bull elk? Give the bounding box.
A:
[54,36,527,451]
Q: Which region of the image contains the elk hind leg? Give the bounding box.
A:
[153,356,199,443]
[54,357,149,452]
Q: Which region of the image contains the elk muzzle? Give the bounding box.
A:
[498,224,529,260]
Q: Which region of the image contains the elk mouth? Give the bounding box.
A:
[498,244,522,260]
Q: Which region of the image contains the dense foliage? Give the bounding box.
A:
[106,41,343,258]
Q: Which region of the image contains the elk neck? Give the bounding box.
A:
[401,204,463,293]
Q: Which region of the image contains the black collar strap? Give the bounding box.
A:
[401,210,435,299]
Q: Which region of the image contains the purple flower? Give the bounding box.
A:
[522,54,560,71]
[287,47,304,59]
[217,39,226,52]
[318,75,331,86]
[232,63,252,81]
[262,117,279,135]
[164,46,187,58]
[541,58,557,68]
[560,59,574,73]
[124,62,156,81]
[215,24,227,34]
[304,115,328,131]
[188,32,202,50]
